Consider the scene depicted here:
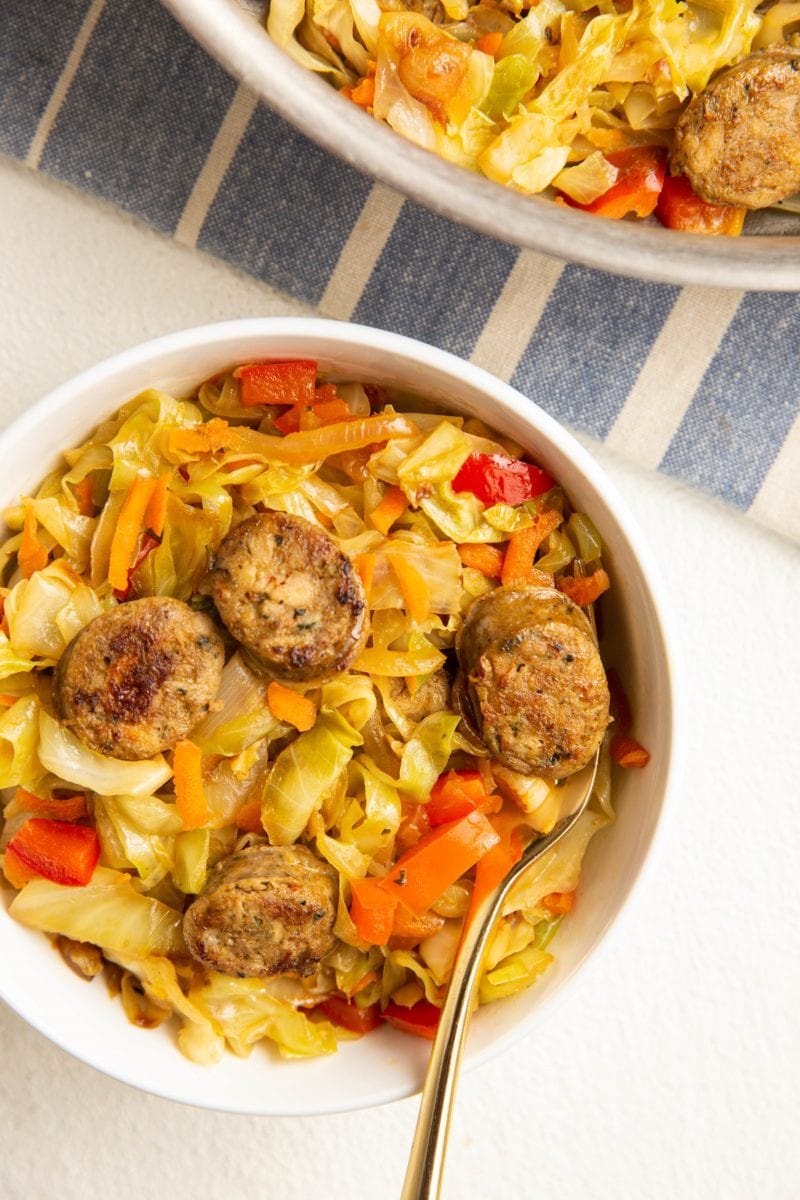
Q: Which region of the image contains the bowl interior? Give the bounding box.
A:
[0,319,677,1114]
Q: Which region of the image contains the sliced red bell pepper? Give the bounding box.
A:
[234,360,318,408]
[610,734,651,768]
[453,452,556,507]
[350,876,398,946]
[655,174,745,237]
[378,810,500,916]
[383,999,440,1040]
[427,769,487,827]
[565,147,666,220]
[7,818,100,887]
[317,996,383,1034]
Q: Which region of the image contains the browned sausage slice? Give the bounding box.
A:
[455,586,608,779]
[183,844,338,978]
[55,596,224,760]
[671,45,800,208]
[209,512,368,684]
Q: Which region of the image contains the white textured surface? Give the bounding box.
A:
[0,157,798,1199]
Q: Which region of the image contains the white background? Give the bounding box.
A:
[1,156,798,1200]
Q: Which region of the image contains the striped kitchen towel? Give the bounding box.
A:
[1,0,798,541]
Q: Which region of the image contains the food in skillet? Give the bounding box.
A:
[267,0,800,236]
[0,361,649,1062]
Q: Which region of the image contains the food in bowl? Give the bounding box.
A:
[0,358,649,1065]
[268,0,800,236]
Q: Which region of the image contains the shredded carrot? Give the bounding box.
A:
[3,845,39,890]
[314,509,334,529]
[610,734,651,769]
[173,740,210,831]
[350,969,379,996]
[542,890,576,914]
[350,76,375,108]
[16,788,88,821]
[74,478,94,517]
[501,510,562,588]
[366,60,377,77]
[19,507,48,579]
[235,798,264,834]
[355,552,375,600]
[350,877,398,945]
[266,681,318,732]
[557,568,610,607]
[108,476,158,593]
[458,543,505,579]
[404,675,420,695]
[144,472,170,539]
[370,485,408,535]
[475,31,503,54]
[0,695,17,707]
[387,553,430,624]
[167,418,230,458]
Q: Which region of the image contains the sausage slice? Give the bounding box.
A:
[55,596,224,760]
[455,586,609,779]
[183,844,338,978]
[671,45,800,208]
[209,512,368,684]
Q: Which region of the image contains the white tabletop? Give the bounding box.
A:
[1,156,798,1200]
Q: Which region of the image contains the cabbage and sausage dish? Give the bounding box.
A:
[268,0,800,236]
[0,360,648,1062]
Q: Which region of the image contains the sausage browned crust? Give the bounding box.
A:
[183,844,338,978]
[671,45,800,209]
[455,586,609,779]
[209,512,368,684]
[54,596,224,760]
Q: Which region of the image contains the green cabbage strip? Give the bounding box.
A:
[261,709,363,844]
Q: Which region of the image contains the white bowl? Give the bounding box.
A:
[0,318,681,1114]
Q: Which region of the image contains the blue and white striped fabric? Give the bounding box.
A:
[2,0,798,541]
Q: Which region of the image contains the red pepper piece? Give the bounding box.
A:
[7,818,100,887]
[317,996,383,1034]
[383,999,440,1040]
[427,769,487,827]
[234,360,318,408]
[655,175,745,236]
[564,147,666,220]
[452,452,556,507]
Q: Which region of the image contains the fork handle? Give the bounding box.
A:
[400,882,502,1200]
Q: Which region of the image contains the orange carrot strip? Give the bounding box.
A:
[355,553,375,599]
[266,681,318,732]
[458,543,505,579]
[173,740,210,831]
[350,969,379,996]
[501,510,562,588]
[0,695,17,707]
[387,553,430,624]
[557,568,610,607]
[350,877,398,945]
[235,798,265,834]
[463,812,524,937]
[370,485,408,535]
[350,76,375,108]
[108,476,158,592]
[475,31,503,54]
[542,890,575,914]
[19,507,48,579]
[144,472,170,539]
[15,788,88,821]
[74,478,95,517]
[610,734,651,769]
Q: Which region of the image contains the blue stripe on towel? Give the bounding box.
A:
[38,0,236,232]
[661,291,800,509]
[0,0,94,158]
[353,207,518,359]
[199,105,371,307]
[511,265,679,439]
